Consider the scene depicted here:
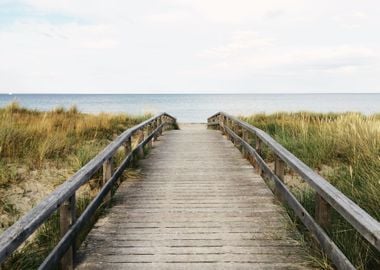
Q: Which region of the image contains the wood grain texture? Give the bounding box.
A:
[76,124,312,269]
[60,195,76,270]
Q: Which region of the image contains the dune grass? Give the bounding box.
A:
[0,102,149,176]
[240,112,380,269]
[0,102,150,269]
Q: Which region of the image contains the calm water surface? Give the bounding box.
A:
[0,94,379,122]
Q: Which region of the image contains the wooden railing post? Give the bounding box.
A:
[158,117,162,135]
[218,115,223,132]
[229,120,233,139]
[315,194,331,230]
[242,130,255,166]
[226,118,231,140]
[154,119,159,141]
[255,137,262,175]
[124,137,132,156]
[116,137,132,186]
[235,124,243,151]
[274,156,285,200]
[231,122,237,145]
[165,116,170,130]
[162,116,167,132]
[103,158,113,205]
[242,129,248,158]
[208,117,216,130]
[60,194,76,270]
[222,116,226,134]
[137,130,145,158]
[147,124,153,148]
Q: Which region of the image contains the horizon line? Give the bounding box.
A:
[1,91,379,95]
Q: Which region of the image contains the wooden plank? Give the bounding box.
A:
[75,262,310,270]
[88,246,305,254]
[78,253,307,263]
[76,124,312,269]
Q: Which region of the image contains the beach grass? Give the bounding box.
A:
[0,102,150,269]
[240,112,380,269]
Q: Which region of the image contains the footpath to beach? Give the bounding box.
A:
[1,113,378,270]
[76,124,311,269]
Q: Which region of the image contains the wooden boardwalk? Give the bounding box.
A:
[76,124,311,269]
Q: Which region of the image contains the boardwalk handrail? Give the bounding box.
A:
[208,112,380,269]
[0,112,177,269]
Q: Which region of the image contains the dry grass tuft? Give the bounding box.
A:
[241,112,380,269]
[0,102,150,269]
[0,101,150,227]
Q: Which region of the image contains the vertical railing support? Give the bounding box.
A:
[154,119,159,141]
[225,118,230,139]
[102,158,113,205]
[137,130,145,158]
[274,156,285,200]
[242,129,248,159]
[115,137,132,187]
[229,119,233,140]
[222,116,226,135]
[147,124,153,148]
[60,194,76,270]
[232,122,238,146]
[162,116,167,132]
[158,117,162,135]
[124,137,132,157]
[315,194,331,230]
[255,137,262,175]
[235,124,243,151]
[218,115,223,132]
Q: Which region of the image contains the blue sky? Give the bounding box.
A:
[0,0,379,93]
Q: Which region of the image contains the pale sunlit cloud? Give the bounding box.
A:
[0,0,379,93]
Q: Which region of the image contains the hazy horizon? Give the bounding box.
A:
[1,93,378,122]
[1,91,380,95]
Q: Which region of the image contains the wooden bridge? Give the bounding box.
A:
[0,113,379,270]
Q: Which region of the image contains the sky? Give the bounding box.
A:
[0,0,379,94]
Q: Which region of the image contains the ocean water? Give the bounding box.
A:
[0,94,379,123]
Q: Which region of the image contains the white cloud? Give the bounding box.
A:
[0,0,380,93]
[143,10,193,24]
[193,32,379,80]
[200,31,274,59]
[290,46,377,71]
[0,21,119,49]
[170,0,304,24]
[333,11,368,29]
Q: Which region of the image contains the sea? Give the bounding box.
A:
[0,93,379,123]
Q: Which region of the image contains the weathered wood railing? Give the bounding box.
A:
[208,112,380,270]
[0,113,177,269]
